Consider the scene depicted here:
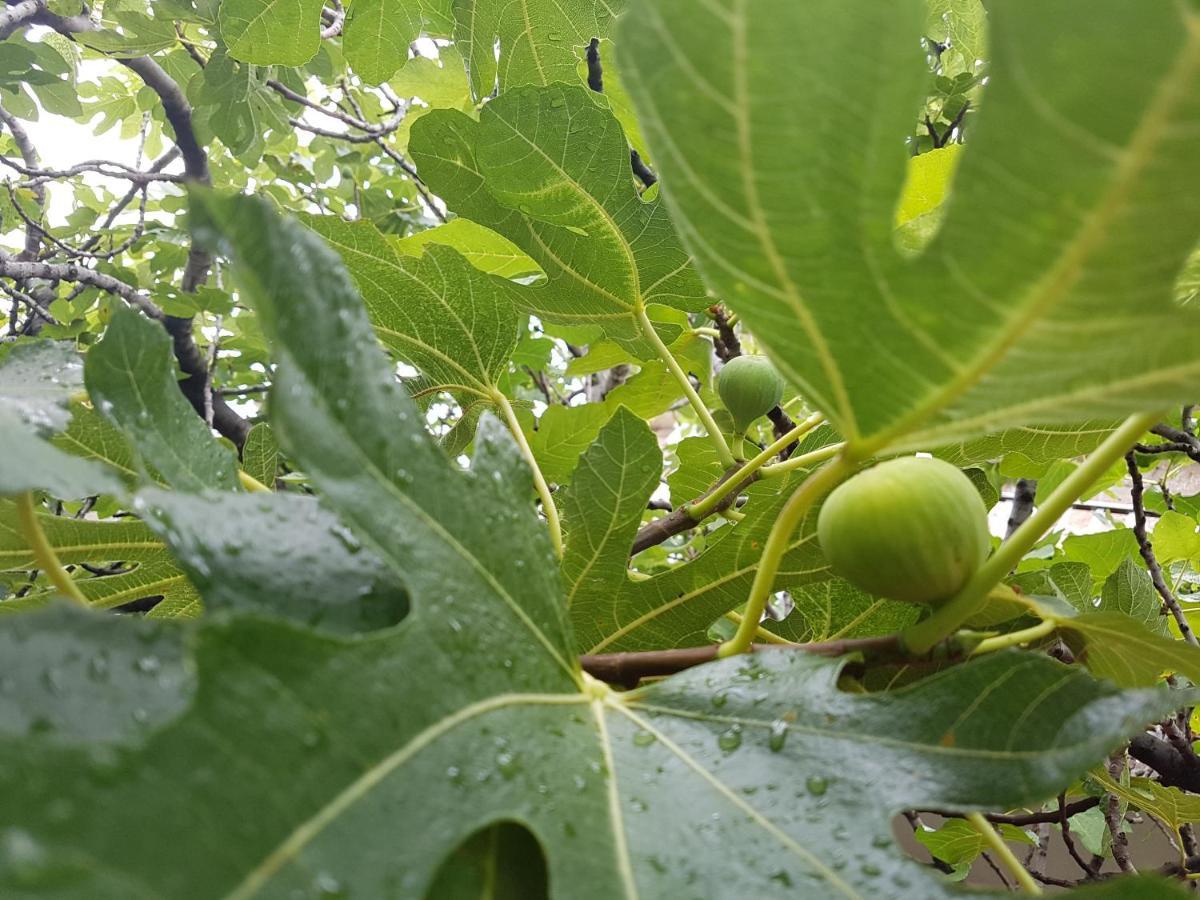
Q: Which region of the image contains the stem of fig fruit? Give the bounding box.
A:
[687,413,826,521]
[492,390,563,559]
[901,411,1162,655]
[718,454,856,658]
[966,812,1043,894]
[635,304,735,468]
[16,491,89,608]
[969,618,1057,657]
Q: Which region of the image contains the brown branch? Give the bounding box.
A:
[0,0,42,41]
[0,257,164,320]
[917,796,1101,828]
[1058,792,1101,878]
[320,1,345,39]
[374,141,447,223]
[1126,451,1198,646]
[33,7,250,449]
[1105,753,1137,873]
[708,304,741,362]
[630,463,755,555]
[0,155,186,187]
[580,636,902,688]
[1005,479,1037,539]
[1129,732,1200,793]
[0,102,44,259]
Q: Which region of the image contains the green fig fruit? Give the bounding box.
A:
[816,456,991,606]
[716,355,784,432]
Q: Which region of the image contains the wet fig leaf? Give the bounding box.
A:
[411,82,708,355]
[618,0,1200,454]
[84,309,239,493]
[302,216,522,414]
[453,0,626,99]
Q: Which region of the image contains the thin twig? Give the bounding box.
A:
[1058,792,1100,879]
[1126,451,1198,646]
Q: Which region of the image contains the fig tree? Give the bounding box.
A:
[816,456,990,605]
[717,355,784,432]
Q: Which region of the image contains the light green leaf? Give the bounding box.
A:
[302,215,521,404]
[666,435,724,506]
[1099,558,1168,635]
[50,402,148,490]
[220,0,324,67]
[935,422,1116,468]
[75,4,178,58]
[914,818,1031,868]
[895,145,962,226]
[453,0,626,99]
[1061,610,1200,687]
[1062,529,1139,582]
[394,218,540,280]
[1093,768,1200,834]
[343,0,423,84]
[84,309,239,493]
[530,358,689,486]
[561,408,661,610]
[767,580,919,644]
[925,0,987,76]
[241,423,279,490]
[1151,511,1200,565]
[619,0,1200,454]
[411,83,707,355]
[0,498,199,616]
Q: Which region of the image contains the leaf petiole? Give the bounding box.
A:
[635,303,735,468]
[492,389,564,559]
[970,618,1057,657]
[718,454,856,657]
[16,491,89,608]
[966,812,1042,894]
[686,412,826,521]
[238,470,273,493]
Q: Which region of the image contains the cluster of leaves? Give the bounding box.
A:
[3,0,1200,895]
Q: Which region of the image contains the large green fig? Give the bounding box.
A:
[716,355,784,431]
[816,457,990,606]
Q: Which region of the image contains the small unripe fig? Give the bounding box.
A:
[817,457,990,606]
[717,355,784,431]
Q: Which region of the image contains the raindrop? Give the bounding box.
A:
[311,871,345,897]
[632,729,656,747]
[496,751,520,779]
[805,775,829,796]
[768,719,788,752]
[717,724,742,752]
